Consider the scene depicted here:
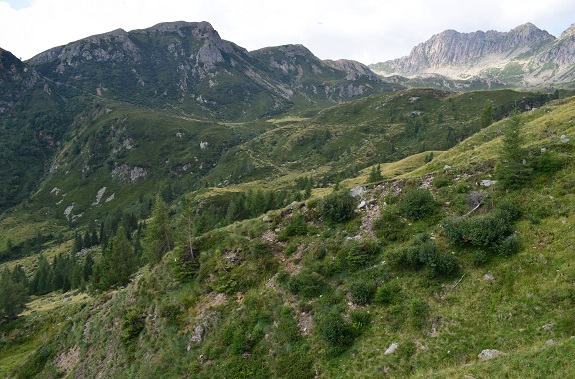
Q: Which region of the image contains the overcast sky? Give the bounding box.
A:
[1,0,574,64]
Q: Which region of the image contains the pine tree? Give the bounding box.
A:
[143,195,173,265]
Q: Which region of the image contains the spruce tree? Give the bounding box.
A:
[0,267,29,320]
[143,194,173,265]
[496,110,532,188]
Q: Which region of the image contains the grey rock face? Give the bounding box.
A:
[370,22,575,87]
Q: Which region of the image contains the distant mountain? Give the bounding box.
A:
[27,21,400,121]
[370,22,575,88]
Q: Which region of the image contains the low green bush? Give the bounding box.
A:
[393,241,457,276]
[399,188,437,221]
[348,279,376,305]
[319,190,357,223]
[281,213,311,238]
[374,279,402,305]
[374,209,407,242]
[496,234,522,257]
[443,201,520,250]
[319,310,356,350]
[287,271,327,299]
[344,239,381,270]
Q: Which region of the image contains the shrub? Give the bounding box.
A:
[374,280,402,305]
[534,150,563,175]
[282,213,310,238]
[443,205,517,249]
[287,271,326,299]
[119,309,145,345]
[393,241,457,276]
[399,188,437,220]
[348,279,376,305]
[349,310,372,331]
[319,311,355,348]
[496,234,522,257]
[345,239,381,270]
[374,209,406,242]
[319,190,357,223]
[472,249,489,266]
[409,298,429,329]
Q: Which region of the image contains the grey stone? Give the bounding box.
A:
[478,349,505,360]
[384,342,399,355]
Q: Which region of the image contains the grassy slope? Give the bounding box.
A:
[1,95,574,378]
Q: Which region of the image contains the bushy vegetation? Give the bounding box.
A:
[319,190,357,223]
[399,187,437,220]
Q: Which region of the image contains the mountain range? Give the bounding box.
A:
[24,21,400,121]
[370,22,575,89]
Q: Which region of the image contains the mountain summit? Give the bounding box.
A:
[27,21,399,121]
[370,23,575,87]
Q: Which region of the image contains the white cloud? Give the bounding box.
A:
[1,0,574,63]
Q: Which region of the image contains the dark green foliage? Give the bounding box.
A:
[92,226,139,289]
[319,310,356,350]
[281,213,311,239]
[173,200,200,282]
[496,111,532,188]
[375,279,403,305]
[442,203,519,251]
[287,271,327,299]
[480,101,493,128]
[399,188,437,220]
[349,310,372,331]
[319,190,357,223]
[374,209,407,242]
[143,195,173,265]
[119,309,145,345]
[348,279,376,305]
[345,239,381,270]
[472,249,489,266]
[0,232,53,263]
[393,241,458,276]
[496,234,522,257]
[424,152,434,163]
[0,267,29,320]
[534,150,563,175]
[367,164,383,183]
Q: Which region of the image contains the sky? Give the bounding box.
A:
[1,0,574,64]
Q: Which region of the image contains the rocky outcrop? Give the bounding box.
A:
[0,48,41,114]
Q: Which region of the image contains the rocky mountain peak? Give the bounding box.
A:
[508,22,554,42]
[560,23,575,39]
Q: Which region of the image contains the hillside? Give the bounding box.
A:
[1,92,574,377]
[370,22,575,88]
